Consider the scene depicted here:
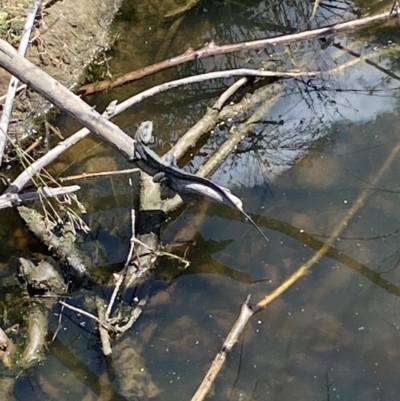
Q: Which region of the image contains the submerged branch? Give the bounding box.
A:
[19,303,48,369]
[191,133,400,401]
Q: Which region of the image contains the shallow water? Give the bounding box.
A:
[3,0,400,399]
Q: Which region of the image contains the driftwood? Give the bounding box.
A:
[0,0,42,165]
[78,9,397,95]
[191,132,400,401]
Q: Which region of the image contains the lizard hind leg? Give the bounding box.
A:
[153,171,177,200]
[153,172,169,184]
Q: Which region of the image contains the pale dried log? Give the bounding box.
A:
[0,0,42,165]
[0,185,80,209]
[79,9,397,95]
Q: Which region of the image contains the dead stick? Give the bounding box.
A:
[0,185,80,209]
[0,84,26,103]
[191,139,400,401]
[192,297,254,401]
[59,301,116,333]
[96,297,112,356]
[169,77,249,161]
[105,68,319,116]
[0,0,42,165]
[105,209,137,321]
[79,9,397,95]
[23,137,42,155]
[59,168,140,183]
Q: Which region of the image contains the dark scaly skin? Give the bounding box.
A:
[131,122,268,244]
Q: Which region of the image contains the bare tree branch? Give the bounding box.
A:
[0,39,135,163]
[0,0,42,164]
[79,9,398,95]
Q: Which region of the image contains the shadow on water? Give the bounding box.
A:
[3,0,400,399]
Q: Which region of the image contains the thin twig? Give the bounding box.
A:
[51,301,65,343]
[105,209,137,321]
[191,139,400,401]
[59,168,140,183]
[0,0,42,165]
[0,185,80,210]
[0,84,26,103]
[79,9,398,95]
[96,297,112,356]
[59,301,117,332]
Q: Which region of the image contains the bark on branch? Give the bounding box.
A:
[0,39,134,163]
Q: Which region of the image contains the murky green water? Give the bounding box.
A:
[3,0,400,399]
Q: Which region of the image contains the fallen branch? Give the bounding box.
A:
[79,9,397,95]
[2,68,307,198]
[59,301,116,333]
[0,0,42,165]
[169,77,249,161]
[191,136,400,401]
[106,209,137,322]
[0,39,135,163]
[59,168,140,183]
[0,84,26,103]
[0,185,80,209]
